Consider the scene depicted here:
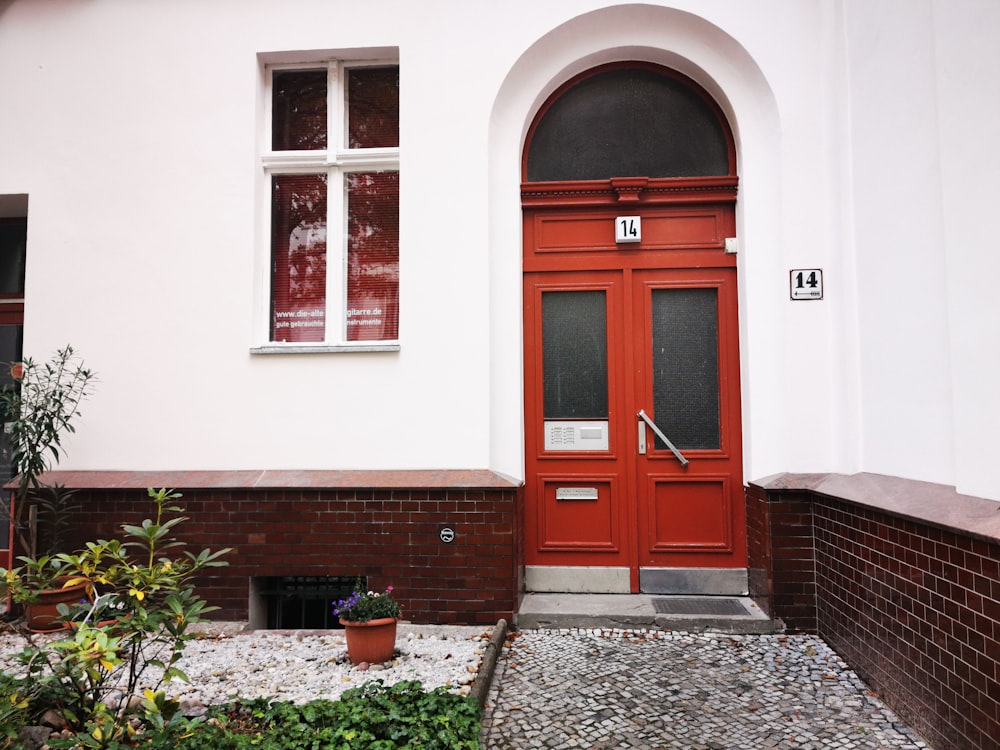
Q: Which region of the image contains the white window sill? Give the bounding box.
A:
[250,343,400,355]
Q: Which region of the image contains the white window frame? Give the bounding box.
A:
[252,58,400,354]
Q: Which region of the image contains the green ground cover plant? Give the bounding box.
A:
[0,672,33,749]
[2,668,482,750]
[133,681,481,750]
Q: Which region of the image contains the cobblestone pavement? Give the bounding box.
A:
[481,628,930,750]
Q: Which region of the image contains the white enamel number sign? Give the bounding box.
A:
[615,216,641,244]
[790,269,823,300]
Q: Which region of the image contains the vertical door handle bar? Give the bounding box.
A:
[637,409,689,467]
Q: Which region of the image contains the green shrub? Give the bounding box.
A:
[137,681,481,750]
[1,488,229,749]
[0,344,96,557]
[0,672,33,749]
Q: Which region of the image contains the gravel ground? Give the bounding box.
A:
[0,621,492,708]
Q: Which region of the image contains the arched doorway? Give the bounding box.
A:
[522,63,745,595]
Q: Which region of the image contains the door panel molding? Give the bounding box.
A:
[535,473,622,553]
[532,207,729,253]
[643,474,733,554]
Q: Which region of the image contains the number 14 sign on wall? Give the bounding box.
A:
[790,269,823,300]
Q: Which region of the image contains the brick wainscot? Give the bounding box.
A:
[18,470,522,627]
[748,473,1000,750]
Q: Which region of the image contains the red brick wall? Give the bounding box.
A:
[747,475,1000,750]
[813,498,1000,750]
[746,484,817,632]
[61,487,519,626]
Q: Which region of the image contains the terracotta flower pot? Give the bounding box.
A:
[24,580,92,633]
[340,616,398,664]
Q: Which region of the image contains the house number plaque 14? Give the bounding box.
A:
[790,269,823,300]
[615,216,641,244]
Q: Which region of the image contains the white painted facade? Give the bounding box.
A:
[1,1,998,500]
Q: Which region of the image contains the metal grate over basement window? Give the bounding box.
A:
[258,576,362,629]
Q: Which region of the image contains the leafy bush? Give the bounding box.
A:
[0,672,33,749]
[134,681,481,750]
[1,488,229,749]
[0,345,96,557]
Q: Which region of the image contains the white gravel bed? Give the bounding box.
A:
[0,622,493,708]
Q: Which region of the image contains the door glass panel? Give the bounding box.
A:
[650,288,720,449]
[542,291,608,419]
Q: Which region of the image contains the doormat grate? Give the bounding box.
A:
[652,597,749,616]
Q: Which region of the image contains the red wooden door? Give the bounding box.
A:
[523,270,630,573]
[630,268,745,592]
[522,207,745,594]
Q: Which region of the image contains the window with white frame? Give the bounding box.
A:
[263,61,399,346]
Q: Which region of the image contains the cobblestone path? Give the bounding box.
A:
[481,629,930,750]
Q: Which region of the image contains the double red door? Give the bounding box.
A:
[523,207,745,594]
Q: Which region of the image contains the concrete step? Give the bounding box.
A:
[515,593,783,634]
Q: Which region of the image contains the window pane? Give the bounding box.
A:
[0,321,21,548]
[0,220,26,295]
[347,171,399,341]
[272,70,327,151]
[542,291,608,419]
[651,288,720,449]
[347,67,399,149]
[527,67,730,181]
[271,174,327,342]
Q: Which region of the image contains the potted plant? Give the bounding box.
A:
[0,345,96,630]
[333,582,402,664]
[1,553,92,632]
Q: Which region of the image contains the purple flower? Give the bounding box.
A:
[332,584,400,622]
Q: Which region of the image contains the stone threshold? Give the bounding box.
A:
[516,593,782,634]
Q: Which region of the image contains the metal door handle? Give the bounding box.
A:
[637,409,689,467]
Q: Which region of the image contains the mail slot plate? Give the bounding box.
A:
[544,420,609,451]
[556,487,599,500]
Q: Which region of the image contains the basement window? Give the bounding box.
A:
[255,575,361,629]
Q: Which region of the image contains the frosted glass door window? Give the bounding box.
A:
[542,291,608,419]
[650,288,720,449]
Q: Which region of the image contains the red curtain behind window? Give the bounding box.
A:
[272,174,327,342]
[347,171,398,341]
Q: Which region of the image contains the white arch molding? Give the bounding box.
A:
[486,4,783,484]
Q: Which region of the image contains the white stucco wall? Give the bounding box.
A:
[932,0,1000,502]
[1,1,997,500]
[844,1,954,483]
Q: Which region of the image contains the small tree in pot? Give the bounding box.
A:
[1,344,95,556]
[0,345,95,629]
